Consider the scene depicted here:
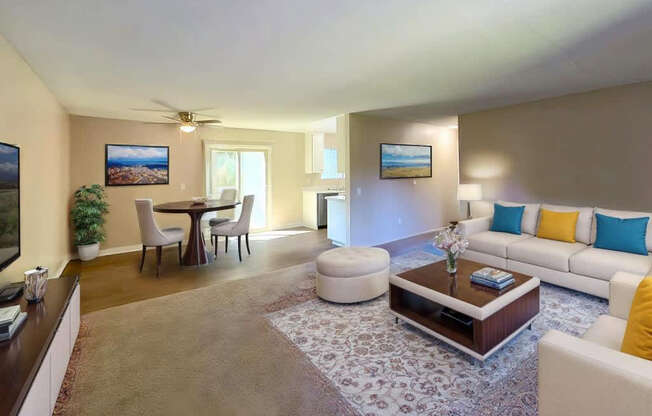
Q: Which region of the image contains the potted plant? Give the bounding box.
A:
[71,184,109,261]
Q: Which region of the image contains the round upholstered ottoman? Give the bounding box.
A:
[316,247,390,303]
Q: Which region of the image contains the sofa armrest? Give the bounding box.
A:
[538,330,652,416]
[457,216,491,237]
[610,272,645,320]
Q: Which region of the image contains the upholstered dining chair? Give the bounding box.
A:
[135,199,185,277]
[209,188,237,247]
[211,194,254,262]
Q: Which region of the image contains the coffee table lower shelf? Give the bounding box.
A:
[389,284,539,361]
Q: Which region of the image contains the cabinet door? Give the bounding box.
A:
[312,133,324,172]
[69,285,80,351]
[50,306,71,410]
[19,351,51,416]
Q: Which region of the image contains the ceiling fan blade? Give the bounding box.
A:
[151,99,182,112]
[131,108,176,113]
[194,113,220,118]
[196,119,222,124]
[162,115,182,123]
[188,107,217,113]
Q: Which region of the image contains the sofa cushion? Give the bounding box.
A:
[592,208,652,252]
[570,247,652,281]
[498,201,540,235]
[594,213,649,256]
[541,203,594,244]
[537,209,579,243]
[467,231,532,258]
[621,277,652,360]
[583,315,627,351]
[507,237,587,272]
[491,203,525,234]
[470,200,494,218]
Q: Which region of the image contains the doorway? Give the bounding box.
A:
[205,145,270,231]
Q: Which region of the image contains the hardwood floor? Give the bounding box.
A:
[64,228,334,315]
[65,227,440,315]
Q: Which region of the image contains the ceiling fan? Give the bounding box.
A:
[132,100,222,133]
[162,111,222,133]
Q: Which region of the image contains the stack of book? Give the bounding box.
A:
[471,267,515,290]
[0,305,27,342]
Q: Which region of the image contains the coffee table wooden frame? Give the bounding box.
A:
[390,259,540,361]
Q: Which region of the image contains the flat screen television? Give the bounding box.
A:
[0,142,19,271]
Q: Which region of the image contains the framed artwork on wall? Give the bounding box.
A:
[380,143,432,179]
[105,144,169,186]
[0,141,20,271]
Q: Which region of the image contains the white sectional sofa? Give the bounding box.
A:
[538,272,652,416]
[458,201,652,298]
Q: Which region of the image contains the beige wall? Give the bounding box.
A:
[348,114,459,246]
[70,116,304,250]
[0,35,72,284]
[459,81,652,211]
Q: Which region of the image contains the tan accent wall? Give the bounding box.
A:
[70,116,304,250]
[459,81,652,211]
[0,35,72,284]
[348,114,459,246]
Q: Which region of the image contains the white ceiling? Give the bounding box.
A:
[1,1,652,131]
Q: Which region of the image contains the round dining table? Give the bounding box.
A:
[153,199,240,266]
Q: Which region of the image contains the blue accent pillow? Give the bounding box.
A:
[490,203,525,235]
[594,213,649,256]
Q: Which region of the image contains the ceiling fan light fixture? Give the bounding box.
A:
[180,124,196,133]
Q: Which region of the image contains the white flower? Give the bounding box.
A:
[433,226,468,259]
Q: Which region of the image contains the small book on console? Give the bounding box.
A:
[471,267,513,283]
[0,305,21,327]
[0,311,27,342]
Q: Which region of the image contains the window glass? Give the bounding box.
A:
[321,148,343,179]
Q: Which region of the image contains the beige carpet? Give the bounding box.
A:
[57,263,356,416]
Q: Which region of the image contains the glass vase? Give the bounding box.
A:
[446,252,457,274]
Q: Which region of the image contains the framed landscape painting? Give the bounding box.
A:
[105,144,169,186]
[380,143,432,179]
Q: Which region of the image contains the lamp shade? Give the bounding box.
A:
[457,184,482,201]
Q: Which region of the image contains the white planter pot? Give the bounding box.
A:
[77,242,100,261]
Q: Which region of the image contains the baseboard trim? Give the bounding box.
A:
[70,241,191,261]
[371,226,448,248]
[70,223,309,260]
[54,255,73,278]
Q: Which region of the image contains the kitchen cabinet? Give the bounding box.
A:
[305,132,325,174]
[326,195,346,246]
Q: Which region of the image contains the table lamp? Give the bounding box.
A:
[457,184,482,219]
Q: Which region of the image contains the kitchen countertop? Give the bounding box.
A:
[302,187,344,193]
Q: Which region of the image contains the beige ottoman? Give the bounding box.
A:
[316,247,390,303]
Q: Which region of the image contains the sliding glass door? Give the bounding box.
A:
[207,147,269,231]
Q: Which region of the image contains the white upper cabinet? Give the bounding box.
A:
[305,132,325,173]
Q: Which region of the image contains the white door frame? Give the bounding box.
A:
[203,141,273,231]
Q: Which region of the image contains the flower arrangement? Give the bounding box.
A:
[433,224,469,274]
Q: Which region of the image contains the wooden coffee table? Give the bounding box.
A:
[390,259,540,360]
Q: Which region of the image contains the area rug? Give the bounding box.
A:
[267,253,608,416]
[54,262,357,416]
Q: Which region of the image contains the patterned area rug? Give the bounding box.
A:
[267,251,608,416]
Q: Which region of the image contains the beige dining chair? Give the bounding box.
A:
[209,188,237,245]
[135,199,184,277]
[210,195,254,261]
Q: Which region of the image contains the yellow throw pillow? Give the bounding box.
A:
[536,209,579,243]
[621,276,652,360]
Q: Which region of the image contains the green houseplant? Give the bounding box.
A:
[71,184,109,261]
